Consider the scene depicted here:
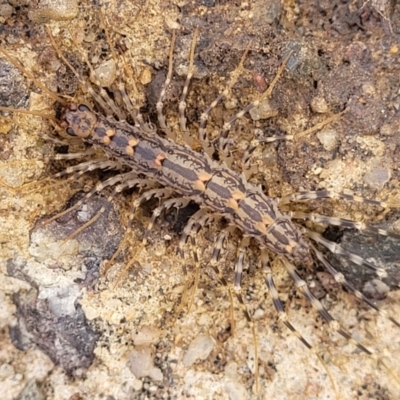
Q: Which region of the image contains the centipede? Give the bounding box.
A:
[1,1,400,399]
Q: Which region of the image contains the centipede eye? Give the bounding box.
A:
[78,104,91,112]
[66,127,76,136]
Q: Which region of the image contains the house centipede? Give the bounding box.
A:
[1,2,400,399]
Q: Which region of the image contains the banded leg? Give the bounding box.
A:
[178,210,217,313]
[42,173,129,227]
[198,41,252,158]
[178,28,199,147]
[294,109,347,140]
[58,172,141,244]
[24,158,120,196]
[283,255,400,385]
[310,244,400,328]
[306,230,388,278]
[291,211,400,238]
[279,256,400,385]
[230,237,261,393]
[208,229,236,332]
[240,109,346,177]
[218,50,293,167]
[45,27,117,118]
[156,30,176,139]
[51,148,96,161]
[112,195,189,288]
[103,187,172,276]
[242,135,293,175]
[280,189,400,208]
[261,250,337,396]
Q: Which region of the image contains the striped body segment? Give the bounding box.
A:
[65,104,310,263]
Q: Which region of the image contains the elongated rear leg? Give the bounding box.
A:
[228,236,261,393]
[282,189,400,236]
[280,189,400,208]
[279,256,400,386]
[292,211,400,238]
[261,250,338,397]
[310,244,400,327]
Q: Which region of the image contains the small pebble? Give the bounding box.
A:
[132,325,162,346]
[28,0,79,23]
[183,334,215,367]
[90,59,117,88]
[0,4,13,20]
[363,163,391,190]
[128,346,163,381]
[249,98,278,121]
[316,129,338,151]
[311,96,329,113]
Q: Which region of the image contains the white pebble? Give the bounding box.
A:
[183,334,215,367]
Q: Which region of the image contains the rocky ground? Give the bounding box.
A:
[0,0,400,399]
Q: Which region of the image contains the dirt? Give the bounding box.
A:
[0,0,400,399]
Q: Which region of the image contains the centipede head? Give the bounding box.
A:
[61,103,97,138]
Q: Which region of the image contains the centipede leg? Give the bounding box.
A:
[291,211,400,238]
[59,172,140,244]
[113,196,189,288]
[103,187,172,277]
[310,244,400,327]
[261,250,338,398]
[218,50,292,168]
[230,236,261,394]
[280,256,400,386]
[280,189,400,208]
[208,228,236,333]
[198,39,251,158]
[156,30,176,139]
[178,28,199,148]
[177,210,214,313]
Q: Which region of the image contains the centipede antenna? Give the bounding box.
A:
[0,46,67,104]
[45,26,115,117]
[0,106,60,123]
[294,109,347,140]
